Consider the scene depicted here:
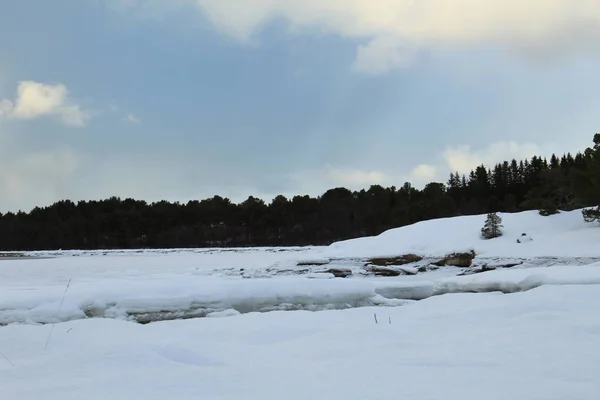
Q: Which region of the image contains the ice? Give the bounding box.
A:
[2,284,600,399]
[3,261,600,325]
[434,262,600,295]
[1,275,420,325]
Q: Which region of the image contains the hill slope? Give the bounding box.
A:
[321,209,600,259]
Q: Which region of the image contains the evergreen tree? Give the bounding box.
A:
[481,212,503,239]
[582,206,600,223]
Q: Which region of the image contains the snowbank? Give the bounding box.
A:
[0,276,419,325]
[2,284,600,400]
[322,209,600,259]
[3,262,600,325]
[434,262,600,295]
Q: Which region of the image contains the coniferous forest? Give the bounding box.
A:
[1,134,599,251]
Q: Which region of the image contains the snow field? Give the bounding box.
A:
[1,283,599,399]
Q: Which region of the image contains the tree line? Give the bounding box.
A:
[1,134,598,251]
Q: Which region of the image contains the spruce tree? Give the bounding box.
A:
[481,212,503,239]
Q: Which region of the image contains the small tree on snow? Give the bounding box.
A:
[582,206,600,223]
[481,212,503,239]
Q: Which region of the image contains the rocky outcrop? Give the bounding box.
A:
[325,268,353,278]
[458,265,496,276]
[433,251,475,267]
[516,233,533,243]
[296,258,331,266]
[367,254,423,267]
[365,265,405,277]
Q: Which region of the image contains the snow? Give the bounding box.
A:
[2,283,600,399]
[0,276,386,325]
[2,208,600,398]
[2,257,600,325]
[321,208,600,259]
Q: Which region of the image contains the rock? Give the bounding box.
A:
[493,262,523,268]
[367,254,423,267]
[433,251,475,267]
[417,265,428,273]
[458,265,496,276]
[275,268,309,275]
[516,233,533,244]
[365,265,405,277]
[296,258,331,266]
[325,268,353,278]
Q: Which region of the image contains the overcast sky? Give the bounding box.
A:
[1,0,599,212]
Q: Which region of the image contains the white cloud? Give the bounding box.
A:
[410,164,438,183]
[124,113,142,124]
[443,141,542,174]
[0,81,88,127]
[180,0,600,74]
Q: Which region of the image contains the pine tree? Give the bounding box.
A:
[481,212,503,239]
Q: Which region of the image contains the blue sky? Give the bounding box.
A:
[1,0,599,212]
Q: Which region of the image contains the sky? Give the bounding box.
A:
[1,0,599,212]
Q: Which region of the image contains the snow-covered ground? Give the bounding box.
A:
[2,284,600,399]
[322,208,600,258]
[1,208,599,325]
[1,209,600,398]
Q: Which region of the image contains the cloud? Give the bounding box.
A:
[124,113,142,124]
[178,0,600,74]
[410,164,438,183]
[353,36,415,75]
[0,81,88,127]
[443,141,542,174]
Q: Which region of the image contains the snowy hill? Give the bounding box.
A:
[321,208,600,259]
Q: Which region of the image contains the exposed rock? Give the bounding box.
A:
[417,265,428,273]
[365,265,405,277]
[296,258,331,266]
[458,265,496,276]
[516,233,533,243]
[325,268,353,278]
[367,254,423,267]
[493,262,523,269]
[433,251,475,267]
[275,268,309,275]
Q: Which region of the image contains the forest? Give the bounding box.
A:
[0,134,598,251]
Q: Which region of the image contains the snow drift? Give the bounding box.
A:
[321,208,600,259]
